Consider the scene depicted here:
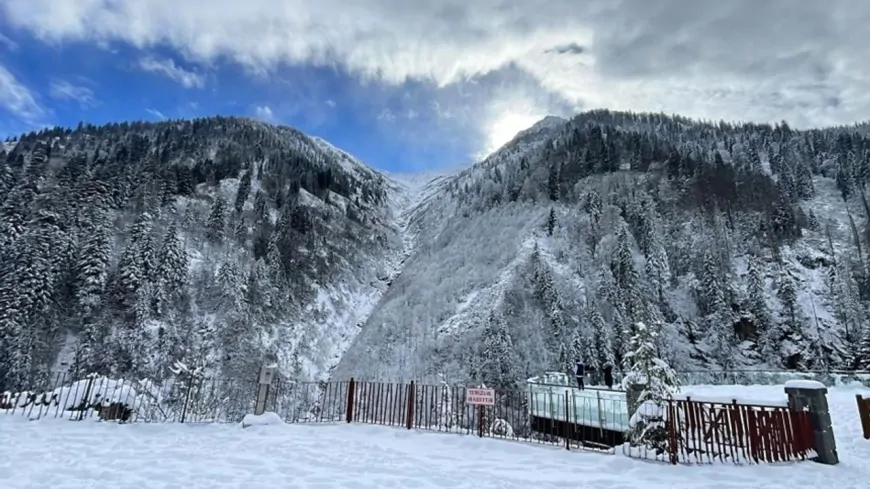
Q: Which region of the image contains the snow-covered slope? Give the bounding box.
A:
[333,111,870,386]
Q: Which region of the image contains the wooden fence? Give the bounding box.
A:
[624,397,815,465]
[858,394,870,440]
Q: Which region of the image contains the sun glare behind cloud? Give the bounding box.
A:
[480,110,544,160]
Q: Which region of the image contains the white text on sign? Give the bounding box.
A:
[465,388,495,406]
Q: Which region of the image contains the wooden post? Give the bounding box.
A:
[858,395,870,440]
[77,375,96,421]
[345,378,356,423]
[477,405,484,437]
[406,381,415,430]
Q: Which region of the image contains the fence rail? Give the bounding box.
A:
[2,374,819,465]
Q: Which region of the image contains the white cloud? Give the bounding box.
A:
[254,105,274,121]
[138,56,205,88]
[0,30,17,51]
[49,79,96,107]
[3,0,870,155]
[0,65,45,124]
[377,108,396,123]
[145,108,167,119]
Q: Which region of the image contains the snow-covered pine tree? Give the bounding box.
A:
[699,250,736,367]
[76,212,112,314]
[436,372,457,430]
[746,254,771,346]
[206,195,227,243]
[546,207,556,236]
[621,321,679,453]
[117,211,154,307]
[234,169,252,214]
[253,190,268,224]
[850,323,870,370]
[776,269,809,368]
[479,310,517,394]
[154,223,188,315]
[612,225,644,323]
[645,242,670,304]
[588,305,614,369]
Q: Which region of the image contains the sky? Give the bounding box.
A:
[0,0,868,172]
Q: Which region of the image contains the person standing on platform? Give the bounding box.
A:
[574,360,585,390]
[603,363,614,390]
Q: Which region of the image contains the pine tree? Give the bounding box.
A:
[613,225,643,323]
[547,163,560,201]
[155,223,188,314]
[645,242,670,303]
[479,311,517,393]
[233,216,247,244]
[746,255,772,351]
[584,190,602,224]
[118,212,154,307]
[206,195,227,243]
[546,207,556,236]
[776,270,808,368]
[253,190,268,223]
[621,321,679,452]
[76,215,112,314]
[234,169,252,213]
[850,323,870,370]
[0,212,63,387]
[181,202,196,231]
[588,306,614,368]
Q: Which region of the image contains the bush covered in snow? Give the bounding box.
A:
[489,418,514,437]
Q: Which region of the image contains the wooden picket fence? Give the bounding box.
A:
[665,398,815,464]
[857,394,870,439]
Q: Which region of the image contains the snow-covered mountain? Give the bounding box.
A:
[2,111,870,394]
[0,117,402,390]
[334,110,870,389]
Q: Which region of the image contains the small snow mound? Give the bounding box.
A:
[785,379,827,390]
[241,412,284,428]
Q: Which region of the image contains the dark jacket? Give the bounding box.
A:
[603,365,614,386]
[574,362,585,377]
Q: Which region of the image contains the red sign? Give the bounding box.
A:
[465,388,496,406]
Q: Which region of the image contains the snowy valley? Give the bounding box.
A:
[1,111,870,395]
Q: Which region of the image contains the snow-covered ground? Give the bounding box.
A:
[1,384,868,488]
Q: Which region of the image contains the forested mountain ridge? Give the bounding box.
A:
[333,109,870,391]
[0,116,404,390]
[4,110,870,396]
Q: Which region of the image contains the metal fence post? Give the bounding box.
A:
[564,390,570,450]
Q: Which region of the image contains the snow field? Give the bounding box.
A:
[0,384,867,489]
